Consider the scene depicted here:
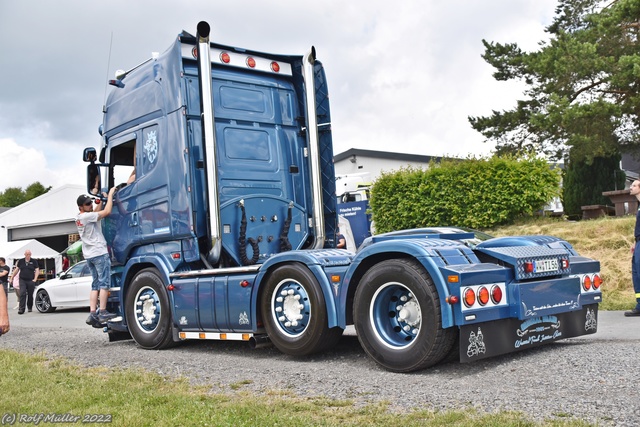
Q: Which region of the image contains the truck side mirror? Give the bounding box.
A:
[83,147,97,162]
[87,164,101,196]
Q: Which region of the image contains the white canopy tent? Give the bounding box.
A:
[0,239,62,279]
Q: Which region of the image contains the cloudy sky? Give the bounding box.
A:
[0,0,556,192]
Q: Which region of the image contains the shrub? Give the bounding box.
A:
[370,155,561,232]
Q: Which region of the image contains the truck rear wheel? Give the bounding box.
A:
[125,268,176,349]
[261,263,342,356]
[353,259,456,372]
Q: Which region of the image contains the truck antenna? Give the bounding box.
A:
[102,31,114,111]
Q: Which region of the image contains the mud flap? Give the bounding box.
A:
[459,304,598,362]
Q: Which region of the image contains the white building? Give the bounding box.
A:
[0,184,85,275]
[333,148,444,181]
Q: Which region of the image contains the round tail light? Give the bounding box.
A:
[593,274,602,289]
[463,288,475,308]
[583,275,592,291]
[478,286,490,306]
[491,285,503,304]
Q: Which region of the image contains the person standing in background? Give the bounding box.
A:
[17,250,39,314]
[336,228,346,249]
[0,280,9,336]
[626,179,640,317]
[0,258,9,296]
[9,264,20,310]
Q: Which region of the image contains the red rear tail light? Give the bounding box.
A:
[478,286,490,306]
[463,288,475,308]
[220,52,230,63]
[246,56,256,68]
[524,262,534,273]
[593,274,602,289]
[491,285,503,304]
[583,275,592,290]
[270,61,280,72]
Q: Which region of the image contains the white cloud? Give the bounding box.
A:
[0,0,558,190]
[0,138,85,192]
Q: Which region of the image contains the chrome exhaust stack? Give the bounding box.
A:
[302,47,326,249]
[196,21,222,265]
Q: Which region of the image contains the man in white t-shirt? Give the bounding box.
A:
[76,188,116,325]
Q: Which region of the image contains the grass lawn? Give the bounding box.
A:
[0,350,593,427]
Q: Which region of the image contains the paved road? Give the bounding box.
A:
[6,306,640,340]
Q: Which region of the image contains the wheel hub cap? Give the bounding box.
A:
[370,284,422,349]
[272,280,310,337]
[135,287,160,333]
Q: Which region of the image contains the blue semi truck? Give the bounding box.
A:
[84,21,602,372]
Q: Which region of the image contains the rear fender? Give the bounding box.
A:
[340,238,474,329]
[252,251,346,330]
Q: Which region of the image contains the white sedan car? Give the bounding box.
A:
[35,261,92,313]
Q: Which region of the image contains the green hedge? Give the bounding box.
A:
[369,156,561,232]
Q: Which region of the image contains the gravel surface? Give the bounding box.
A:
[2,310,639,426]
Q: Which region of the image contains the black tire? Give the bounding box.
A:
[353,259,456,373]
[125,268,176,349]
[35,289,56,313]
[261,263,342,356]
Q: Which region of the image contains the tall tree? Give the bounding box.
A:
[0,182,51,207]
[469,0,640,162]
[562,153,626,217]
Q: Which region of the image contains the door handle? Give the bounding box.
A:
[129,212,139,227]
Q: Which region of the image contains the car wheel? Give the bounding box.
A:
[35,289,56,313]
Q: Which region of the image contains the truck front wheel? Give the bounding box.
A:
[261,263,342,356]
[125,268,176,349]
[354,259,456,372]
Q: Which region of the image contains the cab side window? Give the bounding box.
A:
[109,140,136,188]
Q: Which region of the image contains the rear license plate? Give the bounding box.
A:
[534,258,558,273]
